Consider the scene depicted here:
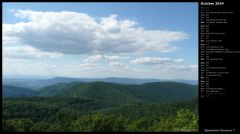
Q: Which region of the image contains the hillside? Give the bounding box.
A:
[58,82,198,104]
[4,81,197,103]
[3,85,37,97]
[3,81,198,132]
[37,82,83,97]
[3,77,198,90]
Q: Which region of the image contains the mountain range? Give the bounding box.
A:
[3,85,37,97]
[3,81,197,104]
[3,76,198,90]
[3,77,198,132]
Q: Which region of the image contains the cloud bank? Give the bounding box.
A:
[3,10,188,55]
[131,57,184,65]
[3,9,197,80]
[3,46,61,59]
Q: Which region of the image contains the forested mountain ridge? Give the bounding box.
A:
[3,85,37,97]
[3,77,198,90]
[37,82,82,97]
[4,81,197,104]
[60,82,198,103]
[2,81,198,132]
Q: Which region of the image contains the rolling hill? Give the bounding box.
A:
[3,85,37,97]
[37,82,83,97]
[3,77,198,90]
[3,81,198,132]
[38,81,198,104]
[4,81,198,103]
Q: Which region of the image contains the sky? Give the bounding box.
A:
[3,2,198,80]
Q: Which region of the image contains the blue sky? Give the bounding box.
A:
[3,2,198,80]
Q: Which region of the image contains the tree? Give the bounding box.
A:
[4,118,34,132]
[175,109,198,131]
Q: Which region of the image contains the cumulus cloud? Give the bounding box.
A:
[83,55,103,62]
[108,61,128,68]
[131,57,184,65]
[3,56,197,79]
[57,63,98,74]
[129,56,197,79]
[3,46,62,59]
[109,61,123,66]
[2,9,197,80]
[82,54,128,69]
[83,54,129,62]
[163,64,198,73]
[3,10,188,55]
[77,63,97,68]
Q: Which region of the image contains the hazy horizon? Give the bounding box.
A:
[3,74,198,80]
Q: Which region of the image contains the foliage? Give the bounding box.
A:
[3,98,198,132]
[2,82,198,132]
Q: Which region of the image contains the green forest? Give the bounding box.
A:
[2,81,198,132]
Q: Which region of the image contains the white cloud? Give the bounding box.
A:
[3,46,62,59]
[83,54,103,62]
[131,57,183,65]
[3,10,188,55]
[83,54,129,63]
[3,56,197,80]
[162,64,198,73]
[77,63,97,68]
[109,61,123,66]
[82,54,129,71]
[129,56,197,79]
[2,10,197,80]
[174,59,184,62]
